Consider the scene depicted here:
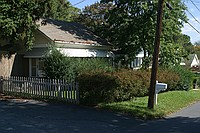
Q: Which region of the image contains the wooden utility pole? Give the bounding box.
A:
[148,0,165,109]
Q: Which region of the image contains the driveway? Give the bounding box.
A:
[0,99,200,133]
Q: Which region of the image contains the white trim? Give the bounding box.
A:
[55,42,112,50]
[58,48,113,57]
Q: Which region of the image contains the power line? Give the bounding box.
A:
[189,0,200,13]
[186,21,200,35]
[184,5,200,25]
[183,0,200,24]
[73,0,86,6]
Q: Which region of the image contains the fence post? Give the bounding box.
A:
[0,76,3,94]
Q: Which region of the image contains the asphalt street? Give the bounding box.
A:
[0,99,199,133]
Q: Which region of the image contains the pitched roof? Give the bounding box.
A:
[185,54,199,66]
[37,19,109,46]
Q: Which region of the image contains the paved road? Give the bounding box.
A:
[0,99,200,133]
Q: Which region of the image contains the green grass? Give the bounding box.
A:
[98,90,200,120]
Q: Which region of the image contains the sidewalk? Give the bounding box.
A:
[0,98,199,133]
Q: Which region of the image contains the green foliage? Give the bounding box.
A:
[194,46,200,59]
[74,58,114,74]
[75,2,114,38]
[42,47,114,81]
[194,73,200,88]
[46,0,80,21]
[77,73,119,105]
[173,34,194,54]
[157,68,180,90]
[167,66,195,90]
[0,0,79,49]
[80,0,188,68]
[77,68,184,105]
[159,43,187,67]
[78,65,195,105]
[77,70,149,105]
[42,47,75,81]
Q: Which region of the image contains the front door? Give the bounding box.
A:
[29,58,44,77]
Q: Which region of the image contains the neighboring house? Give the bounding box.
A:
[0,19,113,77]
[181,54,200,68]
[114,50,147,69]
[129,51,146,69]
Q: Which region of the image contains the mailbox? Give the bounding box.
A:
[155,81,167,105]
[156,81,167,94]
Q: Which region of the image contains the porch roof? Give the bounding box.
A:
[24,48,48,58]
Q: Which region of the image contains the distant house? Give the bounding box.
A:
[181,54,200,68]
[114,50,147,69]
[129,51,146,69]
[0,19,113,77]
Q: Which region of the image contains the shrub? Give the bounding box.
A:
[42,47,75,81]
[77,69,150,105]
[74,58,114,74]
[167,66,195,91]
[157,68,180,91]
[77,73,119,105]
[77,68,186,105]
[42,47,114,81]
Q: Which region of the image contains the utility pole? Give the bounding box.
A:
[147,0,165,109]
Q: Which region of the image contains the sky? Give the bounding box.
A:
[69,0,200,44]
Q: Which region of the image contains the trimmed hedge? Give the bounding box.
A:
[77,68,184,105]
[157,68,180,91]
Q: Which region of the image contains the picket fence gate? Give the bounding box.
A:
[0,76,79,104]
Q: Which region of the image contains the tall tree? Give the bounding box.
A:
[76,2,114,39]
[194,40,200,46]
[47,0,80,21]
[194,45,200,59]
[0,0,78,50]
[82,0,188,68]
[194,41,200,59]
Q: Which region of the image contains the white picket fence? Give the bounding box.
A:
[0,76,79,104]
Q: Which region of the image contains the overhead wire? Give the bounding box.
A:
[189,0,200,13]
[73,0,86,6]
[182,1,200,36]
[186,21,200,35]
[183,2,200,25]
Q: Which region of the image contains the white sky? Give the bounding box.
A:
[69,0,200,44]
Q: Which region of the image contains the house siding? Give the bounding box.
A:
[33,30,51,46]
[11,54,29,77]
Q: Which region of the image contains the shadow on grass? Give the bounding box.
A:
[98,103,165,120]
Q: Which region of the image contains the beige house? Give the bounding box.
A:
[0,19,113,77]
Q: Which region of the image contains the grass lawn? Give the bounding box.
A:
[98,90,200,120]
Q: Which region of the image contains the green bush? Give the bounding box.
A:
[192,72,200,89]
[167,66,195,91]
[77,73,119,105]
[74,58,114,74]
[77,69,150,105]
[78,68,189,105]
[157,68,180,91]
[42,47,114,82]
[42,47,75,81]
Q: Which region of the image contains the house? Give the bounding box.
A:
[114,50,147,69]
[129,51,146,69]
[181,54,200,68]
[0,19,113,77]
